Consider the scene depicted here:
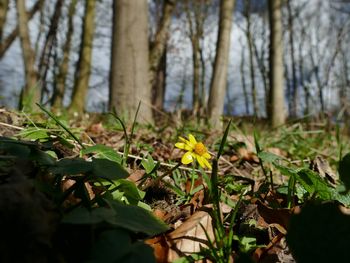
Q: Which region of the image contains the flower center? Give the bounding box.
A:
[194,142,206,155]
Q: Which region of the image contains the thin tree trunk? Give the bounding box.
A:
[287,0,298,117]
[16,0,40,111]
[243,0,258,116]
[199,43,206,116]
[68,0,96,113]
[109,0,153,124]
[149,0,175,86]
[38,0,64,99]
[0,0,42,58]
[240,47,249,115]
[152,47,167,112]
[268,0,285,127]
[52,0,78,108]
[208,0,235,129]
[0,0,9,41]
[252,18,269,117]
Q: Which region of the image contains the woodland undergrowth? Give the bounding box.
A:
[0,106,350,263]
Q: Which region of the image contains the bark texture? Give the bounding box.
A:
[149,0,175,86]
[207,0,235,129]
[68,0,96,113]
[16,0,40,110]
[0,0,42,58]
[268,0,286,127]
[52,0,78,108]
[0,0,9,41]
[109,0,153,123]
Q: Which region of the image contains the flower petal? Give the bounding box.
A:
[196,155,206,169]
[175,142,186,149]
[202,157,212,170]
[188,134,197,146]
[181,151,194,164]
[179,136,187,142]
[203,152,211,159]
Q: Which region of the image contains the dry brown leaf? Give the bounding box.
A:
[127,169,145,184]
[166,210,214,262]
[146,235,169,263]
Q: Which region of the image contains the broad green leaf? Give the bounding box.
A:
[81,144,122,164]
[49,158,93,175]
[91,158,129,180]
[110,201,169,235]
[295,169,334,200]
[18,127,49,141]
[0,138,31,158]
[30,148,55,166]
[113,179,145,205]
[63,202,168,236]
[88,228,156,263]
[63,206,116,225]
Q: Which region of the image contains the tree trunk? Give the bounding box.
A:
[52,0,78,109]
[243,0,258,117]
[152,46,167,113]
[0,0,9,41]
[240,47,249,115]
[68,0,96,113]
[149,0,175,87]
[16,0,40,111]
[268,0,285,127]
[287,0,297,117]
[0,0,42,58]
[208,0,235,129]
[109,0,153,124]
[38,0,64,98]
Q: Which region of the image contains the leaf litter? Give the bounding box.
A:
[1,108,350,262]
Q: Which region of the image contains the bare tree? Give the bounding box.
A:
[149,0,176,113]
[243,0,259,116]
[16,0,40,110]
[38,0,64,99]
[208,0,235,128]
[109,0,153,123]
[68,0,96,113]
[0,0,42,58]
[52,0,78,109]
[0,0,9,41]
[268,0,286,127]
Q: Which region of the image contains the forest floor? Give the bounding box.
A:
[1,107,350,263]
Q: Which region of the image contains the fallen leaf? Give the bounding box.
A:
[167,209,214,262]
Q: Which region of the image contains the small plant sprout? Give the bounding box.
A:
[175,134,212,169]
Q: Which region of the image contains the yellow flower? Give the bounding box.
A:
[175,134,212,170]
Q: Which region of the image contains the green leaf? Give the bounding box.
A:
[81,144,122,164]
[63,201,169,236]
[295,169,334,200]
[258,151,283,163]
[87,229,156,263]
[217,119,232,159]
[18,127,49,141]
[110,201,169,236]
[49,158,93,175]
[141,155,159,174]
[114,179,145,205]
[91,158,129,180]
[0,138,31,158]
[63,206,116,225]
[339,153,350,191]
